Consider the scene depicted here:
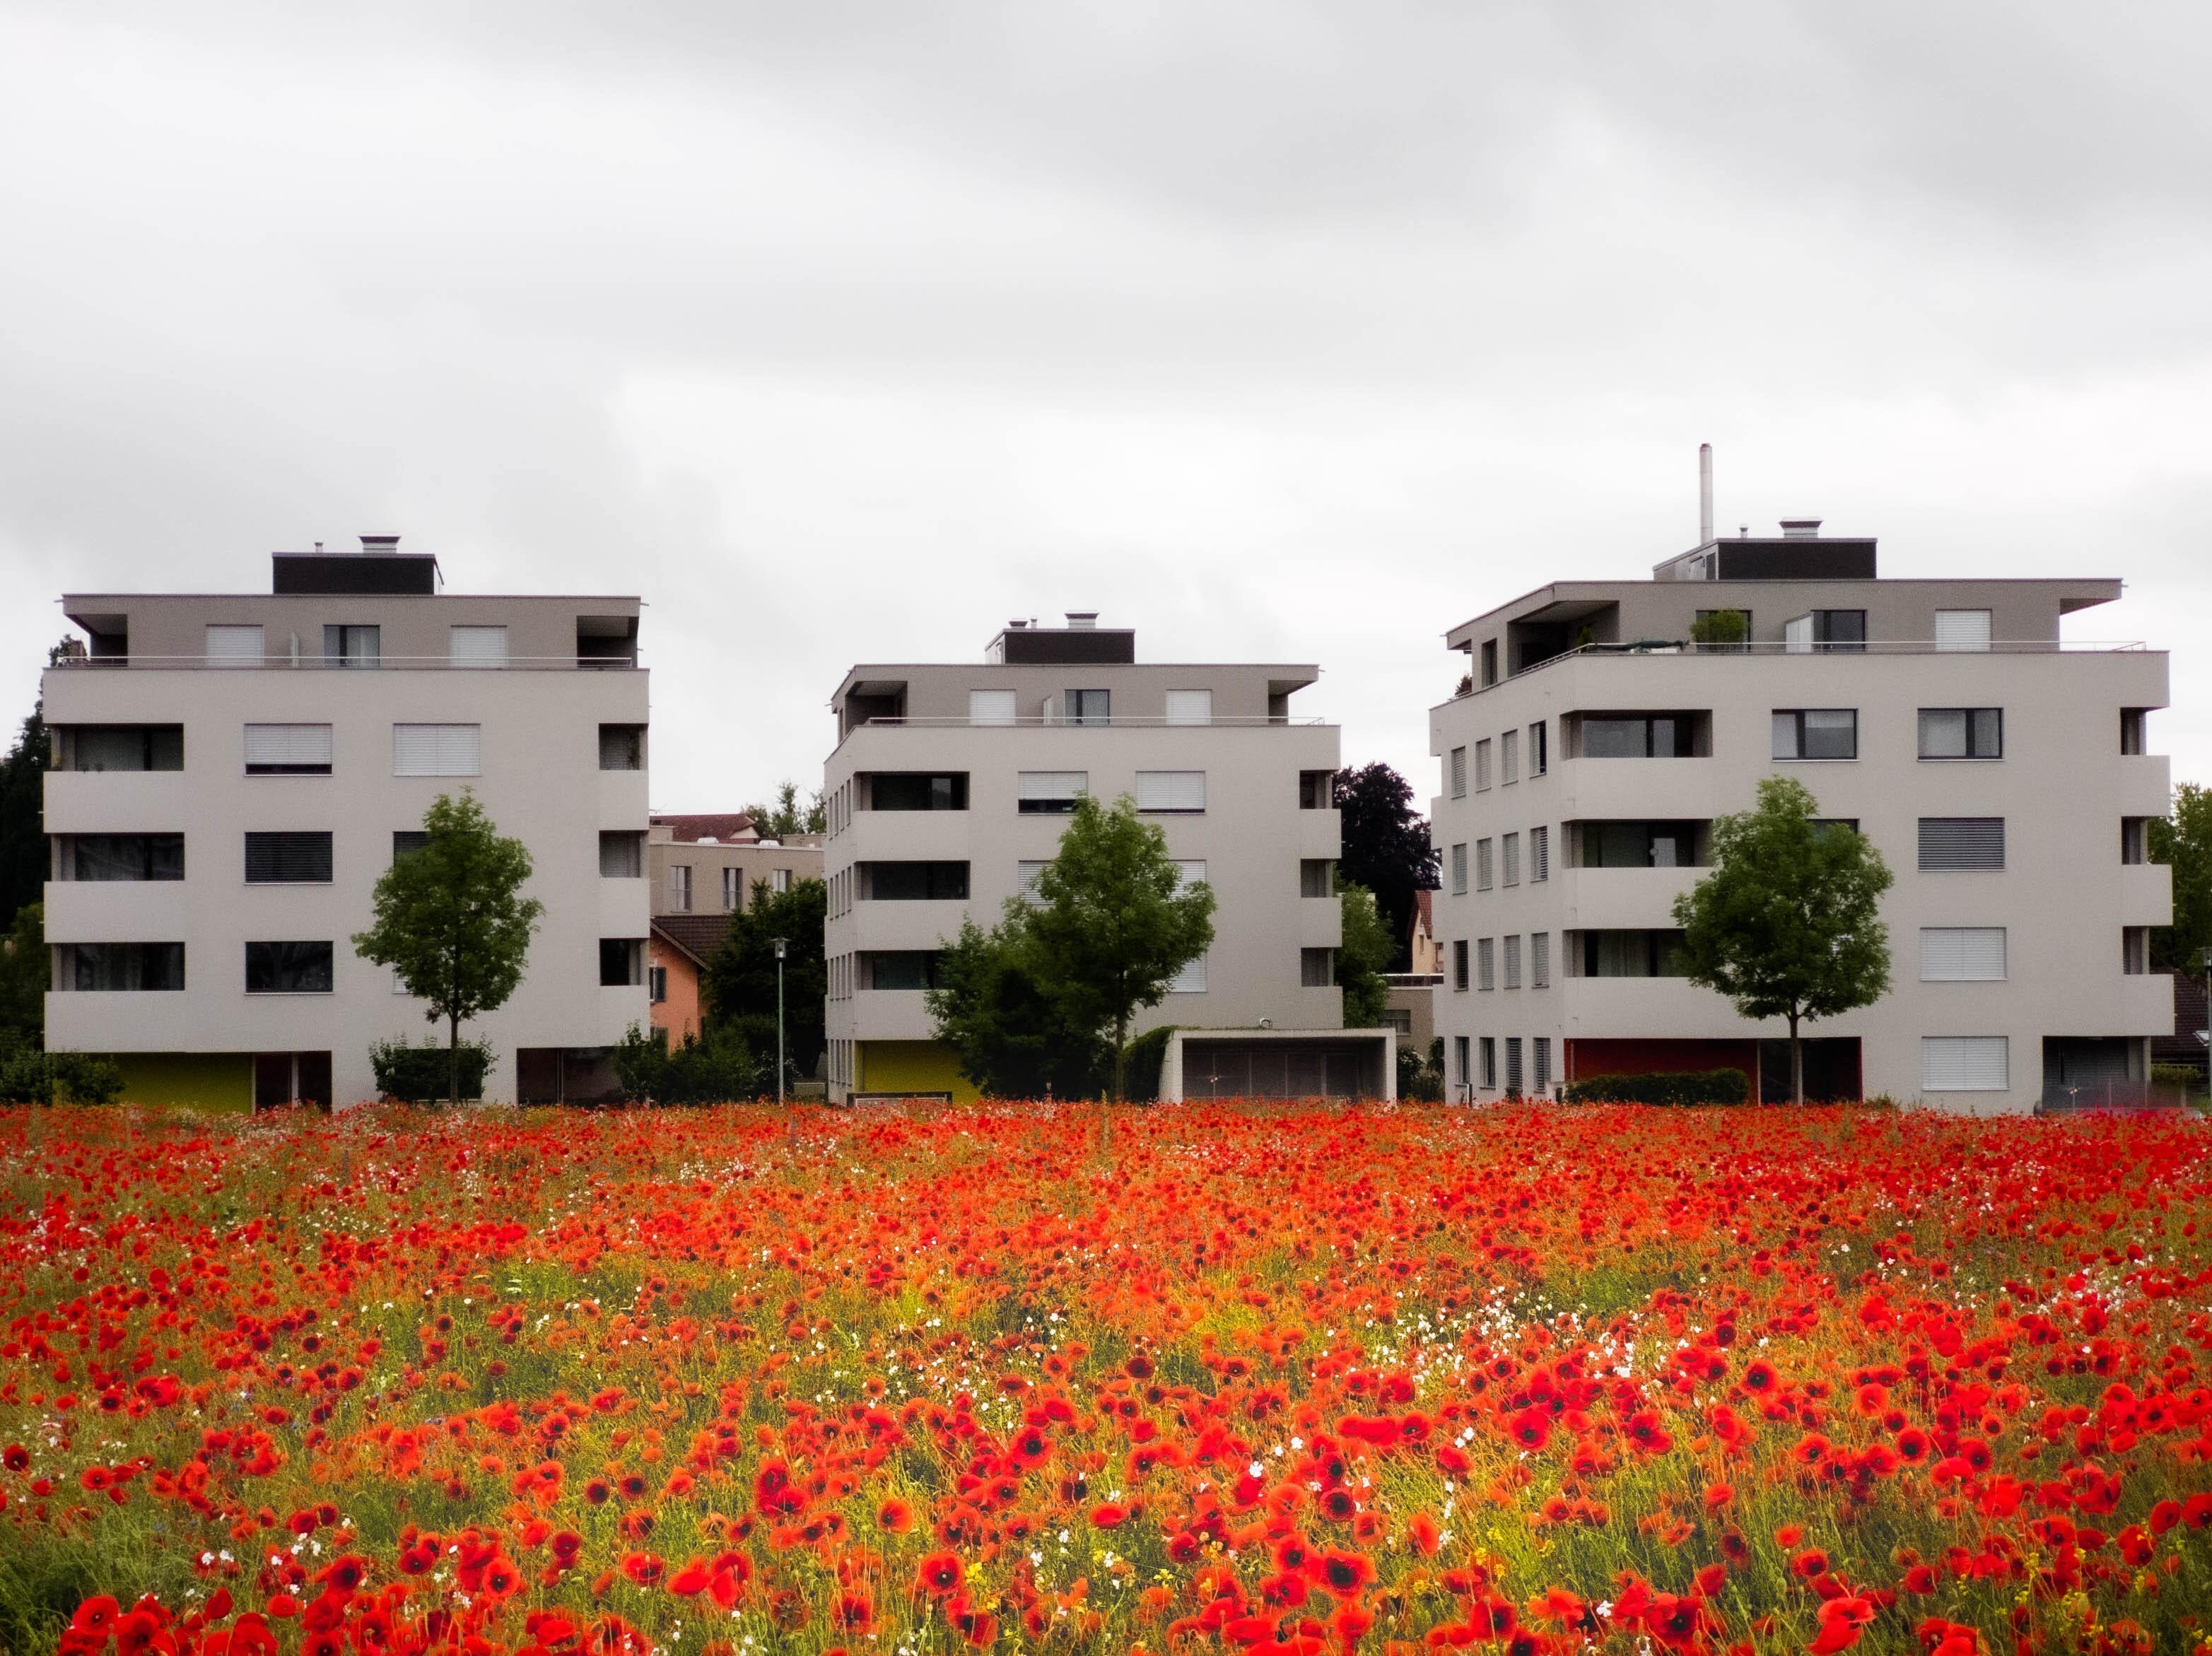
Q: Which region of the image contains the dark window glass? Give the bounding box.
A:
[599,938,643,985]
[1583,715,1698,758]
[1813,610,1866,652]
[392,830,430,861]
[1064,688,1111,726]
[1919,707,2003,760]
[1452,939,1469,992]
[1772,709,1858,760]
[1582,821,1700,868]
[1299,770,1335,809]
[69,834,185,880]
[1919,818,2005,871]
[598,724,645,770]
[1578,929,1690,978]
[862,861,969,900]
[870,773,970,811]
[866,951,943,990]
[245,831,333,883]
[322,624,381,667]
[245,941,334,993]
[66,942,185,990]
[66,724,184,772]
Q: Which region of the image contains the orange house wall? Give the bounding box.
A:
[649,939,703,1045]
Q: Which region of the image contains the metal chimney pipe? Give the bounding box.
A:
[1698,444,1714,544]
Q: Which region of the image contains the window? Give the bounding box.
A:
[1934,609,1991,652]
[1452,939,1469,992]
[322,625,381,668]
[1475,839,1494,891]
[1919,818,2005,871]
[771,869,792,894]
[1064,688,1111,727]
[1501,729,1518,785]
[1171,956,1209,994]
[1531,825,1549,882]
[1502,934,1521,989]
[1454,1035,1471,1090]
[862,861,969,900]
[1165,689,1213,726]
[1299,947,1334,987]
[1449,746,1467,798]
[245,832,332,884]
[2124,927,2150,975]
[667,864,693,912]
[1504,1038,1523,1098]
[1581,715,1698,758]
[1772,709,1857,761]
[62,834,184,881]
[1018,771,1087,814]
[867,951,945,991]
[2121,709,2148,756]
[244,723,333,775]
[1019,859,1050,897]
[1502,832,1520,887]
[392,830,429,861]
[869,773,969,811]
[969,689,1017,727]
[1921,927,2006,982]
[450,626,509,668]
[721,865,742,908]
[1785,610,1866,654]
[1922,1036,2007,1092]
[1576,929,1690,977]
[245,941,334,994]
[1528,721,1547,776]
[599,832,644,879]
[1579,821,1701,868]
[1812,818,1862,840]
[62,942,184,991]
[599,724,645,770]
[1174,860,1207,892]
[1531,932,1549,988]
[393,724,480,777]
[1136,770,1206,813]
[205,625,264,666]
[1533,1038,1552,1092]
[1480,640,1498,688]
[1299,771,1335,809]
[599,939,644,986]
[1300,859,1333,898]
[648,965,667,1004]
[1475,739,1493,792]
[1479,1037,1497,1088]
[61,725,183,772]
[1695,609,1753,651]
[1919,708,2003,760]
[2122,817,2148,864]
[1450,843,1468,895]
[1477,937,1495,991]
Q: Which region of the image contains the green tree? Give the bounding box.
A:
[1335,881,1393,1028]
[742,781,826,840]
[701,876,826,1088]
[1333,763,1439,971]
[2150,782,2211,973]
[0,654,61,930]
[926,915,1113,1100]
[0,902,45,1050]
[1672,776,1893,1103]
[351,792,544,1103]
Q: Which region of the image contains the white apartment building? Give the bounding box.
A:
[1428,522,2172,1113]
[823,613,1386,1101]
[42,538,650,1108]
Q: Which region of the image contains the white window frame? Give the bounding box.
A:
[449,626,510,669]
[1531,931,1550,988]
[1449,746,1467,799]
[1934,609,1992,652]
[1531,824,1549,882]
[1477,936,1495,991]
[242,722,333,774]
[1450,842,1468,895]
[1502,831,1520,887]
[1921,1036,2008,1092]
[1475,739,1493,792]
[1476,838,1494,891]
[1017,771,1088,811]
[1501,729,1518,785]
[1018,859,1050,897]
[1135,770,1206,814]
[722,867,742,910]
[1168,955,1207,994]
[1921,927,2006,982]
[1164,689,1213,727]
[392,723,481,778]
[1174,859,1207,892]
[969,689,1017,727]
[206,625,265,666]
[667,864,692,912]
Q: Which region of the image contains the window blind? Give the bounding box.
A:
[1169,955,1207,993]
[244,831,333,884]
[1476,839,1494,891]
[1017,771,1087,809]
[206,625,264,666]
[1922,1036,2007,1091]
[1477,937,1494,990]
[1531,931,1549,987]
[393,723,481,777]
[969,690,1017,727]
[1919,817,2004,871]
[243,723,332,773]
[1018,859,1050,896]
[1164,690,1212,727]
[1531,825,1549,881]
[450,626,509,668]
[1449,746,1466,797]
[1174,859,1207,891]
[1450,843,1468,895]
[1502,833,1520,886]
[1135,770,1205,812]
[1921,927,2006,982]
[1503,934,1521,988]
[1934,609,1992,652]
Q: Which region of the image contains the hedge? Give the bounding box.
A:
[1560,1067,1750,1106]
[370,1035,492,1103]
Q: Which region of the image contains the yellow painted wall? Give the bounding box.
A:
[857,1040,977,1103]
[111,1053,254,1112]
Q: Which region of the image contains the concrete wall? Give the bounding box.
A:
[648,838,824,917]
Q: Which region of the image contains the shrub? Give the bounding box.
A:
[1688,608,1749,648]
[612,1023,762,1105]
[1122,1026,1176,1103]
[1560,1067,1750,1106]
[370,1035,492,1103]
[2151,1063,2205,1091]
[0,1043,123,1105]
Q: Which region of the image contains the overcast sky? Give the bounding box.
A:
[4,0,2206,813]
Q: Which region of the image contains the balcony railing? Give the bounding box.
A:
[853,715,1331,729]
[1453,638,2150,698]
[49,654,639,671]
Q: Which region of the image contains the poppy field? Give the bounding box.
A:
[4,1103,2212,1656]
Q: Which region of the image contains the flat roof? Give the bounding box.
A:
[833,662,1322,698]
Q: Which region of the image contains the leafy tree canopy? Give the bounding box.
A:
[0,903,45,1051]
[926,917,1114,1100]
[0,654,62,932]
[1335,881,1393,1030]
[702,876,827,1086]
[1673,775,1892,1102]
[2150,782,2211,973]
[742,781,826,840]
[1333,762,1438,972]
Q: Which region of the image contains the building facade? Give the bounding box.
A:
[822,614,1348,1101]
[42,539,650,1108]
[644,815,824,1043]
[1427,524,2171,1113]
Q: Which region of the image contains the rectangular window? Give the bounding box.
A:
[1695,609,1754,650]
[969,689,1017,727]
[1502,832,1520,887]
[1504,1037,1523,1098]
[449,626,509,668]
[1786,610,1866,654]
[1452,939,1469,992]
[2122,817,2148,864]
[1475,839,1494,891]
[2124,927,2150,975]
[322,624,381,668]
[244,723,333,775]
[1479,1036,1497,1088]
[1300,947,1334,988]
[1501,729,1518,785]
[1475,739,1493,792]
[1300,859,1333,898]
[1772,708,1857,761]
[1934,609,1992,652]
[667,864,693,912]
[393,723,480,777]
[393,830,428,861]
[1017,771,1088,814]
[869,773,969,811]
[245,940,334,994]
[1477,937,1495,991]
[599,724,645,770]
[1135,770,1206,813]
[721,865,742,908]
[1455,1035,1472,1088]
[1018,859,1049,897]
[1174,859,1207,892]
[244,831,332,884]
[1919,708,2003,760]
[1165,689,1212,726]
[62,834,185,881]
[2122,709,2147,755]
[1530,825,1549,882]
[1581,715,1698,758]
[599,938,644,986]
[1170,955,1208,994]
[205,624,264,666]
[1533,1037,1552,1091]
[1450,842,1468,895]
[1919,817,2005,871]
[862,861,969,900]
[62,724,184,772]
[1480,640,1498,688]
[1921,1036,2007,1092]
[1299,770,1335,809]
[1502,934,1522,989]
[867,951,945,991]
[648,965,667,1004]
[1921,927,2006,982]
[1576,929,1691,977]
[61,942,185,990]
[1449,746,1467,799]
[1528,721,1547,776]
[771,869,792,894]
[1064,688,1111,727]
[1531,931,1550,988]
[599,831,644,879]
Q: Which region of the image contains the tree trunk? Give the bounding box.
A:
[448,1012,461,1106]
[1111,1009,1128,1103]
[1789,1011,1803,1105]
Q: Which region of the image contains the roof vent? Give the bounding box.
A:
[360,534,401,554]
[1007,618,1029,630]
[1065,611,1099,630]
[1779,519,1822,539]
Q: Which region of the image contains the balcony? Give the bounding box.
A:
[2119,861,2172,928]
[48,654,638,671]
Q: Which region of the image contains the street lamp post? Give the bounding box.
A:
[773,936,789,1107]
